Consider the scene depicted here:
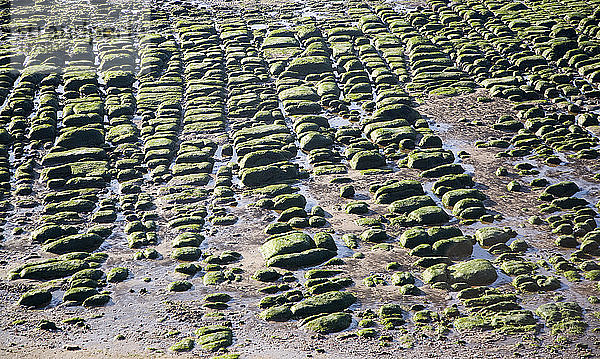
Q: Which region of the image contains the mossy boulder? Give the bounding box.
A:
[432,237,473,258]
[169,338,195,352]
[372,104,420,123]
[260,232,315,260]
[369,126,416,146]
[288,56,331,75]
[345,201,369,214]
[173,233,204,248]
[32,225,76,243]
[375,180,424,204]
[18,288,52,308]
[168,280,192,292]
[407,206,449,225]
[195,325,233,351]
[313,232,337,251]
[360,228,388,242]
[63,286,98,302]
[56,127,104,148]
[399,227,431,248]
[107,267,129,283]
[535,302,586,335]
[82,293,110,307]
[542,181,580,198]
[475,227,516,247]
[240,164,298,187]
[391,272,416,286]
[278,207,308,222]
[441,189,486,207]
[388,195,435,214]
[300,132,333,152]
[422,263,450,284]
[266,248,335,269]
[406,150,454,170]
[349,150,386,170]
[171,247,202,261]
[18,259,90,280]
[291,291,356,318]
[304,312,352,333]
[260,305,293,321]
[239,149,291,169]
[449,259,497,286]
[203,271,226,285]
[43,233,104,254]
[273,194,306,211]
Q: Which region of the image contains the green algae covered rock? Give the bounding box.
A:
[259,305,293,322]
[17,259,90,280]
[18,288,52,308]
[43,233,104,254]
[107,267,129,283]
[449,259,497,286]
[291,291,356,318]
[475,227,516,247]
[303,312,352,333]
[169,338,195,352]
[260,232,315,260]
[195,325,233,351]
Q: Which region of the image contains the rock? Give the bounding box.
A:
[288,56,331,75]
[291,291,356,318]
[422,263,449,284]
[43,233,104,254]
[273,194,306,211]
[399,227,431,248]
[432,237,473,257]
[449,259,498,286]
[407,150,454,170]
[543,181,580,198]
[408,206,449,225]
[168,280,192,292]
[56,127,104,148]
[278,207,308,222]
[266,248,335,269]
[194,325,233,351]
[349,150,386,170]
[18,288,52,308]
[300,132,333,151]
[391,272,415,286]
[313,232,337,251]
[388,195,435,214]
[83,294,110,307]
[441,189,486,207]
[507,180,521,192]
[172,233,204,248]
[107,267,129,283]
[345,201,369,214]
[204,293,232,303]
[171,247,202,261]
[360,228,387,242]
[475,227,516,247]
[238,149,290,169]
[63,287,97,302]
[18,259,90,280]
[535,302,586,335]
[240,164,298,187]
[260,232,315,260]
[303,312,352,333]
[421,163,465,178]
[260,305,293,321]
[340,185,355,198]
[375,180,424,204]
[169,338,195,352]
